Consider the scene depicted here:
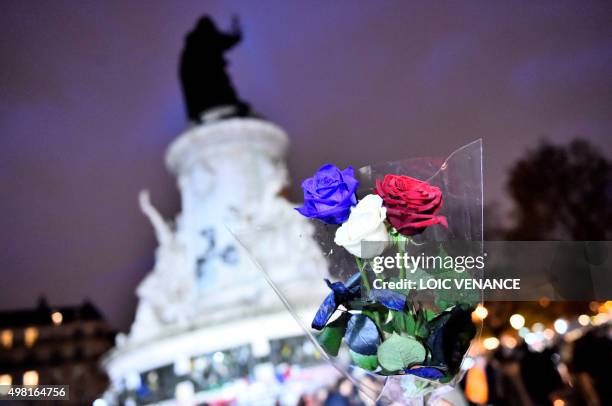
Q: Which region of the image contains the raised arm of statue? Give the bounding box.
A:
[139,190,172,246]
[229,15,242,42]
[220,27,241,51]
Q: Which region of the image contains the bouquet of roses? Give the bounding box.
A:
[296,162,478,383]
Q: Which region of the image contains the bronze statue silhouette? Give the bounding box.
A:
[179,16,251,122]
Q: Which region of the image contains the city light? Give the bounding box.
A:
[125,372,141,390]
[509,314,525,330]
[592,313,609,326]
[175,381,195,401]
[578,314,590,326]
[500,334,518,349]
[213,351,225,363]
[483,337,500,350]
[1,330,12,349]
[24,327,38,347]
[525,333,538,345]
[173,356,192,376]
[543,328,555,340]
[51,311,63,325]
[472,304,488,321]
[538,297,550,307]
[465,362,489,404]
[460,357,475,370]
[554,319,568,334]
[23,370,38,386]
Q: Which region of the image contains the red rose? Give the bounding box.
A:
[376,174,448,236]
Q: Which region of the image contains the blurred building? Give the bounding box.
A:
[0,297,116,404]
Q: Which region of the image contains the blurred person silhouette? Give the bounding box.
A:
[518,342,563,406]
[324,378,364,406]
[297,393,322,406]
[570,324,612,406]
[481,346,533,406]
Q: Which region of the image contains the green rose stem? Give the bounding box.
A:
[373,258,385,285]
[397,235,411,280]
[355,257,371,295]
[355,258,386,336]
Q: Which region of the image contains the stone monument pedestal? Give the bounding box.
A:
[101,118,329,405]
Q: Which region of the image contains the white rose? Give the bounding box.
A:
[334,194,389,258]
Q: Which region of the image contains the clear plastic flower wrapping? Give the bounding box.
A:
[230,140,483,404]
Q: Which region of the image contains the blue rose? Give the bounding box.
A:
[296,164,359,224]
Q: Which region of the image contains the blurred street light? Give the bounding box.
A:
[51,311,63,325]
[483,337,500,350]
[509,314,525,330]
[472,304,488,321]
[554,319,568,334]
[577,314,590,326]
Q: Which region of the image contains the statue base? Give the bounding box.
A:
[101,118,329,405]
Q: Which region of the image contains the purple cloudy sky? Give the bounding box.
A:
[1,1,611,330]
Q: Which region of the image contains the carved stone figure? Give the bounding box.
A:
[129,191,195,340]
[179,15,251,122]
[138,190,171,246]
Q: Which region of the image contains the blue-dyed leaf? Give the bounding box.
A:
[325,279,351,301]
[345,314,380,356]
[405,367,445,380]
[311,292,337,330]
[370,289,406,311]
[345,272,362,289]
[312,277,362,330]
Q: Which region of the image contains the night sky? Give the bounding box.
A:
[1,1,611,331]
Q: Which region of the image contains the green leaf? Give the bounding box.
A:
[362,307,387,334]
[386,309,429,338]
[377,333,426,372]
[382,319,395,334]
[392,310,412,335]
[402,307,429,339]
[414,320,429,339]
[431,246,480,310]
[424,309,437,321]
[350,350,378,371]
[377,368,399,376]
[316,312,350,356]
